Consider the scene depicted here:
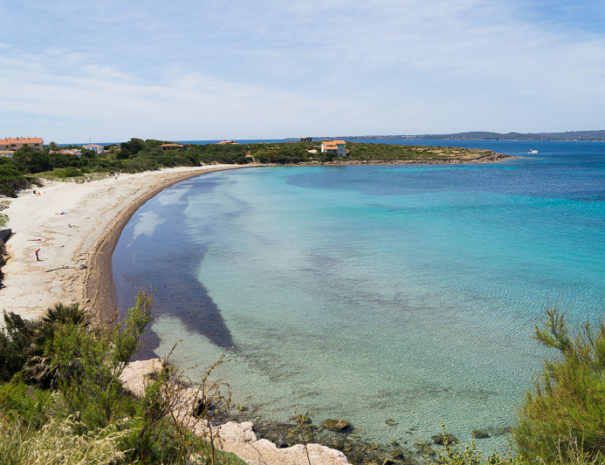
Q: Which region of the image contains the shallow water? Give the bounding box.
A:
[113,140,605,453]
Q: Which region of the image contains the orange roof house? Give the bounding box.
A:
[0,137,44,151]
[320,140,347,157]
[161,143,185,150]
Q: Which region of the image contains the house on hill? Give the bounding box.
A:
[161,143,184,151]
[82,144,105,154]
[0,137,44,152]
[321,140,347,157]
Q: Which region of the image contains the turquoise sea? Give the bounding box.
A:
[112,140,605,452]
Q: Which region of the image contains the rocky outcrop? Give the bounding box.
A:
[322,419,352,432]
[120,358,351,465]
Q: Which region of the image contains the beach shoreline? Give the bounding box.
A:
[82,165,248,322]
[0,165,245,322]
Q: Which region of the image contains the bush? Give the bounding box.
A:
[0,312,38,381]
[0,293,247,465]
[514,309,605,463]
[0,379,52,428]
[0,163,31,197]
[24,303,89,388]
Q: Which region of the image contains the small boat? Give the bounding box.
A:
[528,149,539,154]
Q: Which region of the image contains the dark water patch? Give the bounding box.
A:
[113,177,235,357]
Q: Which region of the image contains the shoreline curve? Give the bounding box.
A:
[0,165,249,323]
[83,165,251,322]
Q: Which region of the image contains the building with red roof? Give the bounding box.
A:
[0,137,44,152]
[320,140,347,157]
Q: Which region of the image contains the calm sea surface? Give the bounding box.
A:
[113,140,605,452]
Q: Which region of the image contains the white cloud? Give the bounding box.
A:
[1,0,605,140]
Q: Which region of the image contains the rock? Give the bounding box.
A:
[414,440,435,457]
[471,429,490,439]
[385,418,398,426]
[382,459,397,465]
[391,447,405,459]
[322,419,352,432]
[489,426,513,436]
[328,439,345,451]
[276,438,289,448]
[236,405,248,412]
[432,433,458,445]
[390,440,400,446]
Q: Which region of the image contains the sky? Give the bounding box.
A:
[1,0,605,143]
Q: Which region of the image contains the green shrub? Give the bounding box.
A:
[0,379,52,428]
[24,303,89,388]
[0,163,30,197]
[0,293,246,465]
[514,309,605,463]
[0,312,38,381]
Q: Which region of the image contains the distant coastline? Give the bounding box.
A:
[341,130,605,142]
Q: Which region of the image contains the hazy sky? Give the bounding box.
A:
[1,0,604,142]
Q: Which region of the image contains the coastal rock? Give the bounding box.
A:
[431,433,458,445]
[322,419,352,432]
[120,358,351,465]
[471,429,490,439]
[119,358,163,396]
[488,426,513,436]
[413,440,435,457]
[277,438,289,448]
[390,447,405,459]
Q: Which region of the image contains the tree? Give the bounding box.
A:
[514,309,605,463]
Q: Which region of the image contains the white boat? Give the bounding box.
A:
[528,149,539,154]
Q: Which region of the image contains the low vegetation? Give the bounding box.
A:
[0,293,246,465]
[0,139,504,196]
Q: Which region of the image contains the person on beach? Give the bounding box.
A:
[35,249,40,261]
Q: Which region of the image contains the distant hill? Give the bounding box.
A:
[347,130,605,142]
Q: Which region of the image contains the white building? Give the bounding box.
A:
[320,140,347,157]
[82,144,105,154]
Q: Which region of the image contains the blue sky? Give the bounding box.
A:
[1,0,604,143]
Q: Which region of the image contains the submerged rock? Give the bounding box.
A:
[385,418,398,426]
[471,429,490,439]
[431,433,458,445]
[488,426,513,436]
[322,419,352,432]
[413,439,436,457]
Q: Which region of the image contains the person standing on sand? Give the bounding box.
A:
[35,249,40,261]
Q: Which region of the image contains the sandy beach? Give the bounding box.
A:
[0,165,239,321]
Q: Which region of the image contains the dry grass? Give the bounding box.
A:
[0,414,131,465]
